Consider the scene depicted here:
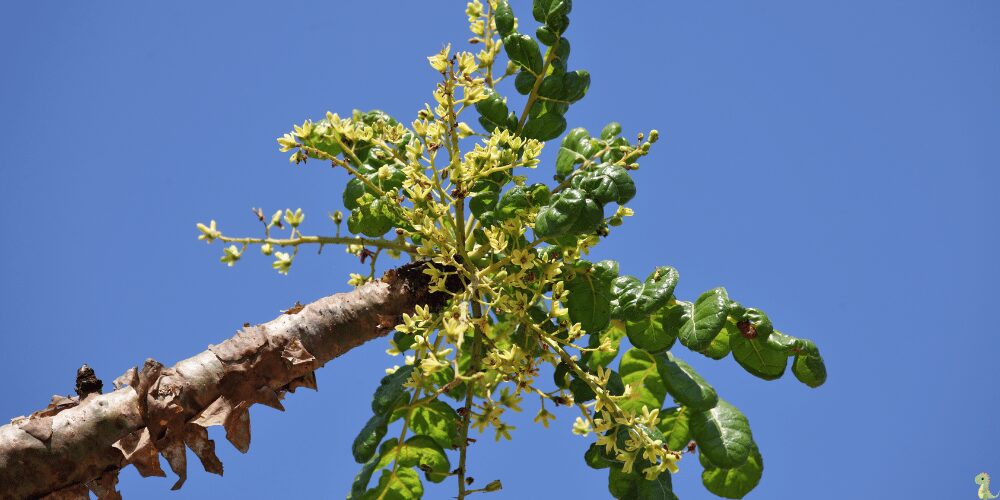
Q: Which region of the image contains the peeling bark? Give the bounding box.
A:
[0,261,458,500]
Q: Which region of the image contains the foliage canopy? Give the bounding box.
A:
[198,1,827,498]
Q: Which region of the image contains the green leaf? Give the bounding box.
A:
[608,466,638,499]
[362,467,423,500]
[475,89,511,132]
[765,330,802,353]
[348,196,397,237]
[601,121,622,139]
[352,413,388,464]
[565,259,618,334]
[555,127,590,178]
[730,328,789,381]
[570,377,595,403]
[514,71,536,95]
[376,435,451,483]
[536,25,557,46]
[689,399,753,469]
[503,33,543,75]
[619,348,667,414]
[390,400,459,450]
[656,352,719,411]
[372,365,414,415]
[700,442,764,499]
[608,465,679,500]
[348,443,386,499]
[585,320,626,370]
[792,340,827,388]
[538,70,590,103]
[637,471,679,500]
[534,188,604,238]
[522,111,567,141]
[494,0,515,37]
[585,442,613,469]
[656,407,691,451]
[625,307,676,353]
[496,183,549,221]
[572,163,637,205]
[697,320,734,360]
[533,0,572,35]
[677,288,730,351]
[612,266,679,321]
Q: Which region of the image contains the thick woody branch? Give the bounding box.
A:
[0,261,460,500]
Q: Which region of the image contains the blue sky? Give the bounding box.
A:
[1,1,997,498]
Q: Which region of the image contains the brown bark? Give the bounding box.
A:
[0,261,458,500]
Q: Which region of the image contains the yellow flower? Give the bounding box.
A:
[272,252,292,275]
[427,44,451,72]
[196,220,220,243]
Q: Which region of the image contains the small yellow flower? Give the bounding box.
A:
[219,245,240,267]
[510,248,535,270]
[533,408,556,428]
[196,220,220,243]
[272,252,292,275]
[427,44,451,72]
[572,417,592,436]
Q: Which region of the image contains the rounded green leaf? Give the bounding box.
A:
[730,330,789,381]
[348,197,397,237]
[390,400,459,450]
[613,267,679,321]
[656,407,691,452]
[514,71,536,95]
[363,467,423,500]
[601,121,622,139]
[792,340,827,388]
[656,352,719,411]
[352,413,389,464]
[677,288,730,352]
[522,111,567,141]
[697,319,734,360]
[565,259,618,334]
[372,365,414,415]
[376,435,451,483]
[494,0,515,36]
[348,442,389,499]
[572,163,636,205]
[535,188,604,238]
[700,442,764,499]
[608,466,638,499]
[619,348,667,414]
[637,471,678,500]
[570,377,595,403]
[585,442,613,469]
[555,127,590,177]
[503,33,543,75]
[475,89,511,132]
[625,307,676,353]
[689,399,753,469]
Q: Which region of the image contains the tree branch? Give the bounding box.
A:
[0,261,461,500]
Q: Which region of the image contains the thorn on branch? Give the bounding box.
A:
[74,364,103,398]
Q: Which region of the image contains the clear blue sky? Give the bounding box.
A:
[1,1,997,498]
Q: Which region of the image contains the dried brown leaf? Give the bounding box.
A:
[113,428,165,478]
[159,437,188,491]
[86,470,122,500]
[184,424,224,476]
